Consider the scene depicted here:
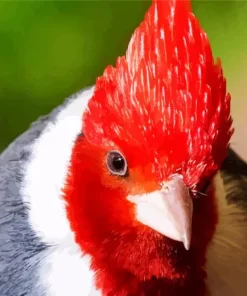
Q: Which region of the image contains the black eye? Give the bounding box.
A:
[106,150,128,176]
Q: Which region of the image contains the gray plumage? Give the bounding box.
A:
[0,88,86,296]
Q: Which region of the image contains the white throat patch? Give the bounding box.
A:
[21,87,100,296]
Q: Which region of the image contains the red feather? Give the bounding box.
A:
[63,0,233,294]
[83,0,233,188]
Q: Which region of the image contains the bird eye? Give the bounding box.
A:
[106,150,128,176]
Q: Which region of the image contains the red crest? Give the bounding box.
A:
[83,0,233,187]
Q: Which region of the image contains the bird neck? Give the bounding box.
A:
[89,237,208,296]
[93,266,207,296]
[63,136,218,295]
[87,187,218,295]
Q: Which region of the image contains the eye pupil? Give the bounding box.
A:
[112,156,125,171]
[106,150,128,176]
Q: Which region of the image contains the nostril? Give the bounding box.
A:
[161,183,171,193]
[163,186,170,193]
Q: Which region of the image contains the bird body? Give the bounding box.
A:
[1,0,247,295]
[0,88,96,296]
[1,87,247,296]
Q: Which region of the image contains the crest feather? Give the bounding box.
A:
[83,0,233,187]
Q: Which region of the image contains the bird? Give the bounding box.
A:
[0,0,247,295]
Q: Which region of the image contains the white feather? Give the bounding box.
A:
[21,87,100,296]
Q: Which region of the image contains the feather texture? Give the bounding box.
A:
[0,0,246,295]
[0,88,246,295]
[83,0,233,189]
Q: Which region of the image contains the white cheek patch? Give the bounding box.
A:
[21,87,101,295]
[22,88,95,244]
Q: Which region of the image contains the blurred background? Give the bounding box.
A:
[0,0,246,158]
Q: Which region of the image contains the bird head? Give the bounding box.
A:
[64,0,233,287]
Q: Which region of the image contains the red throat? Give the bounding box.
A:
[64,136,218,295]
[63,0,232,295]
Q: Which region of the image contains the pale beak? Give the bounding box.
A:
[127,175,193,250]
